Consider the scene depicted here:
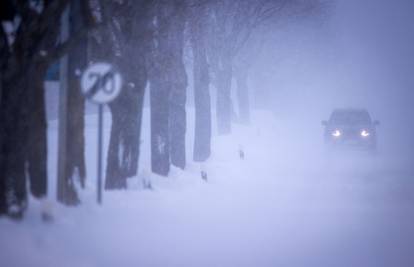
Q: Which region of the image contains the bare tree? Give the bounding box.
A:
[168,1,188,170]
[207,0,314,132]
[148,0,188,176]
[91,0,152,189]
[57,0,92,205]
[0,0,94,217]
[189,1,211,162]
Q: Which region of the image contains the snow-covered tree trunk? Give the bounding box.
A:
[168,4,187,169]
[104,2,149,189]
[0,2,70,216]
[0,19,9,215]
[190,5,211,162]
[67,0,87,190]
[0,77,30,218]
[0,62,49,216]
[235,65,250,124]
[149,63,170,176]
[106,97,141,189]
[57,0,87,204]
[105,70,147,189]
[148,12,171,176]
[27,64,48,199]
[148,1,188,175]
[207,2,234,135]
[0,0,100,215]
[216,51,233,135]
[0,0,94,215]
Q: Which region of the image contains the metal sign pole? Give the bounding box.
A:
[80,62,122,205]
[97,104,103,204]
[57,6,70,203]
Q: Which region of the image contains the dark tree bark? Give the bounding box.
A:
[56,0,87,205]
[1,63,49,217]
[149,65,170,176]
[56,0,93,205]
[190,4,211,162]
[27,63,48,198]
[168,3,187,169]
[147,2,172,176]
[148,1,188,175]
[0,0,95,215]
[102,1,149,189]
[0,77,30,218]
[105,63,147,189]
[0,0,71,217]
[148,31,171,176]
[0,3,29,217]
[67,0,87,190]
[0,15,9,215]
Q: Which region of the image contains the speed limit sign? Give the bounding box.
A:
[80,62,123,205]
[81,62,123,104]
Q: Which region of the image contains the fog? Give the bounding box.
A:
[1,1,414,266]
[239,1,414,264]
[248,0,414,169]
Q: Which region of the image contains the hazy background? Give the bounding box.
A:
[2,1,414,266]
[249,0,414,167]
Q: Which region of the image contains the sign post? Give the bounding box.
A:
[97,104,103,204]
[57,6,69,204]
[81,62,122,204]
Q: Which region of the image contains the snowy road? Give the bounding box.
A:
[1,111,413,267]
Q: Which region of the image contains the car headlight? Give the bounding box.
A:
[360,130,370,137]
[332,129,341,137]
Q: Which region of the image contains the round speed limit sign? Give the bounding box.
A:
[81,62,123,104]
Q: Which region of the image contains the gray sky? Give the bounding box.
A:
[249,0,414,157]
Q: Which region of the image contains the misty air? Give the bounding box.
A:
[0,0,413,266]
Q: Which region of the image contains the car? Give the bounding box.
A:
[322,108,379,152]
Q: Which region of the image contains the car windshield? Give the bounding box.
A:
[329,110,371,125]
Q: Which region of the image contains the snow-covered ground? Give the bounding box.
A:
[1,108,414,267]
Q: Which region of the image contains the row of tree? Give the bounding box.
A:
[0,0,323,219]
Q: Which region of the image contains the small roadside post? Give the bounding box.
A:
[80,62,123,204]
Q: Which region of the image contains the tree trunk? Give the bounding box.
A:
[97,1,150,188]
[0,26,8,215]
[190,6,211,162]
[0,21,28,217]
[168,5,187,169]
[106,96,139,189]
[103,3,149,188]
[235,66,250,124]
[105,68,146,189]
[27,65,48,199]
[0,70,5,215]
[57,1,86,205]
[148,2,185,176]
[216,53,233,135]
[149,69,170,176]
[0,74,32,218]
[67,0,87,189]
[1,63,51,217]
[0,0,91,215]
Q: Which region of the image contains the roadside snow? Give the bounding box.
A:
[1,109,413,267]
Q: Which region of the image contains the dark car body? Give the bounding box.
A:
[322,109,379,152]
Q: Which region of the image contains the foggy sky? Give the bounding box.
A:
[249,0,414,160]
